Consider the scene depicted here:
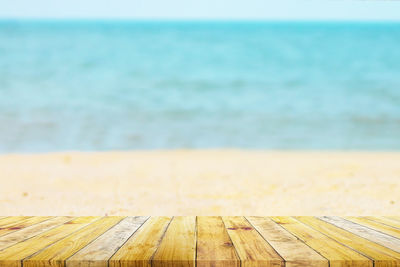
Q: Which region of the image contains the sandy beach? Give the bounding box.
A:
[0,150,399,215]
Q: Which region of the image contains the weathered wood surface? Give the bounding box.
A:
[0,217,99,267]
[152,216,196,267]
[319,216,400,253]
[366,216,400,229]
[222,216,284,267]
[270,217,371,267]
[24,217,124,267]
[68,216,148,267]
[0,217,399,267]
[247,217,328,267]
[0,217,31,228]
[0,217,73,251]
[345,216,400,240]
[296,216,400,267]
[110,216,171,267]
[0,217,52,238]
[196,216,239,267]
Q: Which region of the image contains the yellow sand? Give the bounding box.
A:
[0,150,399,215]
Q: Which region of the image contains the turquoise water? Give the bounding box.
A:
[1,21,400,151]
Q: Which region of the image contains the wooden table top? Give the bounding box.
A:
[0,216,399,267]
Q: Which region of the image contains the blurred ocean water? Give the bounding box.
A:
[0,21,400,151]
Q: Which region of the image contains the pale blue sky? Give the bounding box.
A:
[1,0,400,21]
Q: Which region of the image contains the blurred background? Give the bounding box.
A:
[1,1,400,152]
[0,0,400,215]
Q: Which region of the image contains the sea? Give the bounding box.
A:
[1,21,400,152]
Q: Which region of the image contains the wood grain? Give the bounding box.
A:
[196,216,239,267]
[0,216,399,267]
[386,217,400,223]
[0,217,52,237]
[152,216,196,267]
[222,216,284,267]
[319,216,400,253]
[366,217,400,229]
[0,217,99,267]
[297,216,400,267]
[0,217,31,227]
[247,217,328,267]
[67,216,148,267]
[271,217,371,267]
[110,216,172,267]
[0,217,73,251]
[23,217,124,267]
[346,216,400,239]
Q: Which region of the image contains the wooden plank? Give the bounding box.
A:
[109,216,172,267]
[270,217,371,267]
[0,217,73,251]
[346,216,400,239]
[152,216,196,267]
[2,216,400,267]
[296,216,400,267]
[0,217,100,267]
[0,217,53,237]
[365,217,400,229]
[0,217,31,227]
[386,217,400,223]
[67,216,148,267]
[196,216,240,267]
[247,217,328,267]
[319,216,400,253]
[24,217,124,267]
[222,216,284,267]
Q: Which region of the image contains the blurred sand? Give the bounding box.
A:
[0,150,399,215]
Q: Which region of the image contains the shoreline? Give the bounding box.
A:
[1,150,399,215]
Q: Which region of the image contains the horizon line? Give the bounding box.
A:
[1,17,400,23]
